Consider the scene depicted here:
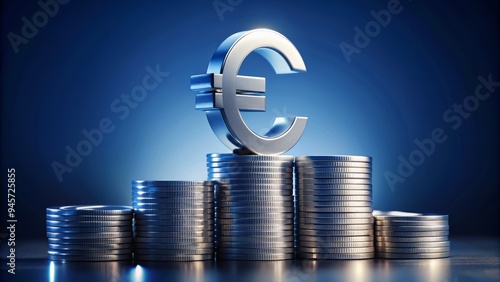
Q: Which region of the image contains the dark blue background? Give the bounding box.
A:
[1,0,498,240]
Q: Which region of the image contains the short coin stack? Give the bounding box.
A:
[373,211,450,259]
[207,153,295,260]
[46,205,133,261]
[132,180,215,261]
[295,155,374,259]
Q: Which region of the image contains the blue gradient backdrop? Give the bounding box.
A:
[1,0,498,240]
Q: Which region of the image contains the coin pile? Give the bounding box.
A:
[373,211,450,259]
[46,205,133,261]
[207,153,295,260]
[295,155,374,259]
[132,180,215,261]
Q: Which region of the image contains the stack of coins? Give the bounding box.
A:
[132,180,215,261]
[207,153,295,261]
[295,155,374,260]
[46,205,133,261]
[373,211,450,259]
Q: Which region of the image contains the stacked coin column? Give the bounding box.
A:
[373,211,450,259]
[132,180,215,261]
[207,154,295,261]
[46,205,133,262]
[295,156,375,259]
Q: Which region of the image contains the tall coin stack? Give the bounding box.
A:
[295,156,374,259]
[207,154,295,261]
[132,180,215,261]
[46,205,133,261]
[373,211,450,259]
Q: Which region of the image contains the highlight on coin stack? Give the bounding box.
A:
[45,205,134,262]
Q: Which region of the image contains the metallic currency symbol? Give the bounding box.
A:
[191,29,307,155]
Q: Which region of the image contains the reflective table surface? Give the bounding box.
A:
[1,237,498,282]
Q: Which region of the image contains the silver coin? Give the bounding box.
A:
[134,236,213,244]
[217,224,293,231]
[46,219,132,227]
[296,246,375,254]
[134,208,214,215]
[215,179,293,185]
[296,167,372,173]
[217,189,293,196]
[217,212,294,219]
[298,229,373,237]
[46,214,133,221]
[209,172,293,178]
[216,253,293,260]
[297,217,374,225]
[377,246,450,254]
[298,212,373,219]
[217,235,294,243]
[376,230,449,237]
[373,211,448,221]
[132,186,213,193]
[48,249,132,256]
[218,187,293,193]
[376,252,449,259]
[296,172,371,179]
[375,219,449,226]
[48,243,132,250]
[375,241,450,248]
[297,235,373,243]
[297,178,371,185]
[217,247,294,255]
[217,218,293,225]
[295,156,372,162]
[217,230,292,237]
[207,154,294,161]
[375,236,448,243]
[295,161,372,168]
[297,224,373,231]
[47,237,133,245]
[297,252,374,260]
[297,184,372,191]
[298,190,372,196]
[298,195,372,202]
[48,253,131,262]
[46,226,131,233]
[133,191,214,198]
[134,219,214,226]
[46,206,133,216]
[133,202,214,209]
[134,248,213,255]
[375,225,449,232]
[207,161,294,168]
[217,206,294,213]
[217,241,294,249]
[46,232,133,239]
[134,242,214,249]
[298,241,373,248]
[134,214,213,221]
[298,206,372,213]
[132,180,214,186]
[217,195,293,202]
[297,201,372,207]
[216,201,294,208]
[133,197,213,204]
[134,225,213,232]
[134,230,214,238]
[208,167,293,173]
[135,254,213,261]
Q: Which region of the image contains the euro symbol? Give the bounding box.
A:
[191,29,307,155]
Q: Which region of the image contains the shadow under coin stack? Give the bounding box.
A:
[295,156,374,259]
[46,205,133,261]
[132,180,215,261]
[373,211,450,259]
[207,154,295,261]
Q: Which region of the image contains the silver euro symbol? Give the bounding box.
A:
[191,29,307,155]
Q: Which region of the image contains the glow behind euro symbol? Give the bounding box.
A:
[191,29,307,155]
